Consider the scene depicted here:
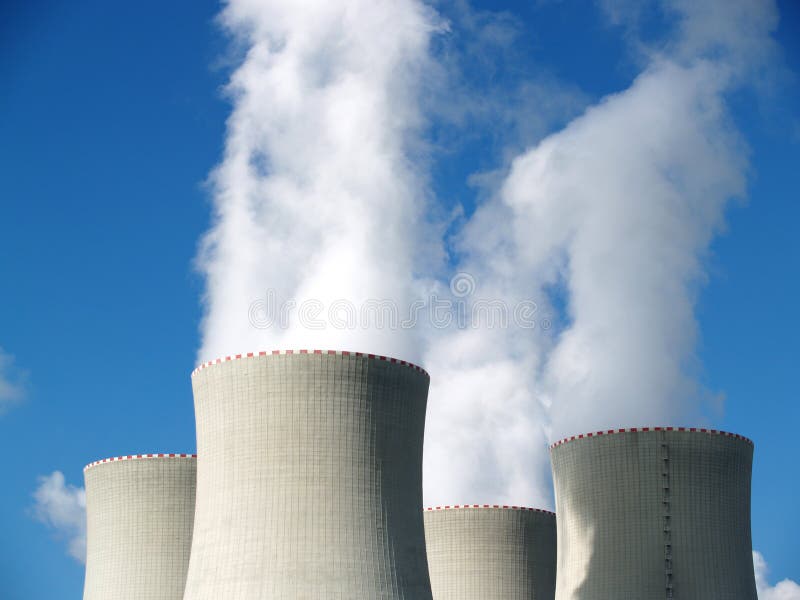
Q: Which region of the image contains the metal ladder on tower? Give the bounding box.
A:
[661,432,673,599]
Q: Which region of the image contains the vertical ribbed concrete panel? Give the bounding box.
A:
[550,427,757,600]
[423,506,556,600]
[184,350,433,600]
[82,454,197,600]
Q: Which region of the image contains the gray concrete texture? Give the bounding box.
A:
[82,455,197,600]
[423,506,556,600]
[183,351,433,600]
[550,428,756,600]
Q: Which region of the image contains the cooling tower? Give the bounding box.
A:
[82,454,197,600]
[423,505,556,600]
[183,349,433,599]
[550,427,756,600]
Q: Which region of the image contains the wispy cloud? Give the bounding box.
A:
[754,551,800,600]
[31,472,86,563]
[0,346,27,416]
[431,0,589,169]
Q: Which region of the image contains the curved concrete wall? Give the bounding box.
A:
[184,350,433,600]
[82,454,196,600]
[423,506,556,600]
[550,427,756,600]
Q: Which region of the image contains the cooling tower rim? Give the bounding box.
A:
[84,453,197,472]
[191,349,429,378]
[549,426,753,450]
[424,504,555,516]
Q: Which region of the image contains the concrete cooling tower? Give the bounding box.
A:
[183,349,433,600]
[423,505,556,600]
[82,454,197,600]
[550,427,756,600]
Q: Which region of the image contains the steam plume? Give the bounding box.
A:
[422,0,778,506]
[197,0,444,364]
[197,0,780,509]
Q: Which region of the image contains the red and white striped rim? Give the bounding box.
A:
[84,453,197,472]
[192,350,429,378]
[424,504,555,516]
[549,426,753,450]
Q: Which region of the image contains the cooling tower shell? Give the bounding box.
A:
[550,427,756,600]
[183,349,433,599]
[82,454,197,600]
[423,505,556,600]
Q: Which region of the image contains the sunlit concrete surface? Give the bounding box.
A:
[424,505,556,600]
[550,428,757,600]
[183,350,433,599]
[82,455,196,600]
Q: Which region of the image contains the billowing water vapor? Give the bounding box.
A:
[422,0,778,506]
[198,0,779,509]
[508,60,744,440]
[197,0,443,364]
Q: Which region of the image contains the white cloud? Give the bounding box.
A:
[197,0,446,364]
[754,551,800,600]
[422,0,779,506]
[0,346,27,415]
[423,59,742,505]
[31,472,87,563]
[505,59,743,440]
[423,329,553,506]
[195,0,782,510]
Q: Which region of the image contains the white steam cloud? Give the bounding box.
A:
[197,0,445,364]
[754,552,800,600]
[493,58,741,439]
[422,0,778,506]
[198,0,781,511]
[31,471,87,563]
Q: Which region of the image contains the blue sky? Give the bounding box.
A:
[1,1,798,598]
